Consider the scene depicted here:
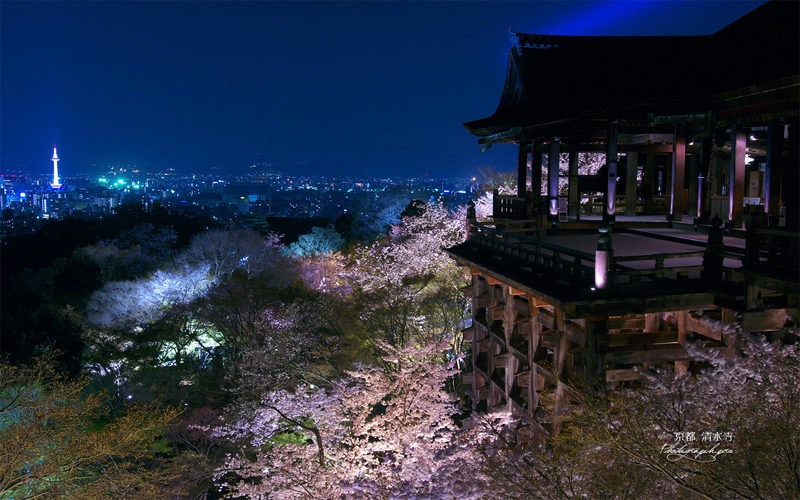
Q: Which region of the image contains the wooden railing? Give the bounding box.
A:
[614,251,706,281]
[465,219,747,295]
[469,223,595,286]
[745,226,799,277]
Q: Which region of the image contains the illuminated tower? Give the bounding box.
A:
[50,146,62,189]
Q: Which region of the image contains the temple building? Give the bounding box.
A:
[448,1,799,439]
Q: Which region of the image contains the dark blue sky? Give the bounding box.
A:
[1,1,765,178]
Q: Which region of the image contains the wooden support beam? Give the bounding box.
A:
[528,317,542,415]
[518,141,529,198]
[607,316,645,330]
[490,304,505,322]
[513,295,531,318]
[470,274,481,409]
[729,127,746,226]
[675,310,689,377]
[625,151,638,216]
[538,308,585,345]
[568,151,580,218]
[645,313,660,332]
[742,308,794,331]
[585,315,609,391]
[502,285,517,412]
[554,308,569,380]
[552,307,569,435]
[687,150,698,222]
[697,136,713,220]
[607,331,679,347]
[765,122,785,218]
[605,122,619,222]
[553,381,566,435]
[487,340,499,408]
[548,141,560,217]
[608,346,694,365]
[686,314,722,341]
[643,152,657,212]
[606,368,641,383]
[670,133,686,219]
[532,147,543,203]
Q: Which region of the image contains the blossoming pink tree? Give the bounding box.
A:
[213,341,486,499]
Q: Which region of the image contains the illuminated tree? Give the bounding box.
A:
[348,202,470,363]
[85,263,213,329]
[177,228,284,281]
[286,226,344,258]
[213,341,482,499]
[0,354,183,498]
[470,330,800,499]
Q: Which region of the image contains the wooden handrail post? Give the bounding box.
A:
[702,216,724,283]
[744,223,760,268]
[595,226,613,290]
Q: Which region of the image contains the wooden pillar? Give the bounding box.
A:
[568,151,580,219]
[531,146,543,206]
[471,275,483,409]
[643,313,660,372]
[687,149,699,222]
[552,307,568,435]
[548,140,560,217]
[645,313,660,332]
[764,123,784,221]
[585,314,608,391]
[697,136,713,221]
[675,310,688,377]
[517,141,529,199]
[669,132,686,220]
[502,285,516,412]
[721,307,739,359]
[729,127,746,227]
[486,283,499,409]
[785,120,799,229]
[605,122,618,222]
[528,304,541,416]
[644,153,657,211]
[625,152,638,216]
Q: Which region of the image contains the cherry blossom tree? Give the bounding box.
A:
[347,202,470,361]
[177,229,285,281]
[85,263,213,329]
[213,341,484,499]
[469,329,800,499]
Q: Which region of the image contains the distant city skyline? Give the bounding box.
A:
[1,1,766,178]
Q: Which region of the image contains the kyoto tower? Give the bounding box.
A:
[50,146,62,189]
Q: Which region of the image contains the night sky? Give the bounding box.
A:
[1,1,765,178]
